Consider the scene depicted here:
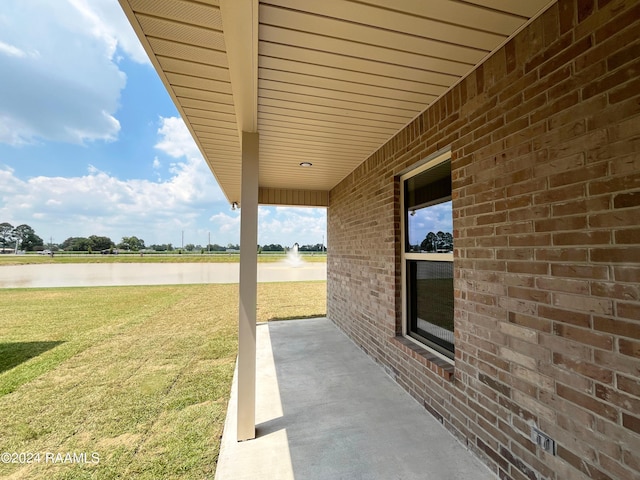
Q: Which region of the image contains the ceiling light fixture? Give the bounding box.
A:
[299,162,313,167]
[231,202,238,211]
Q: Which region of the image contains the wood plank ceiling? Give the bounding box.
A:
[120,0,553,206]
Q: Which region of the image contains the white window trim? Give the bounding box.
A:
[400,149,455,367]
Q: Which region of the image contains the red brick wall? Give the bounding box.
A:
[327,1,640,479]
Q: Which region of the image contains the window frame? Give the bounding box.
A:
[400,150,455,365]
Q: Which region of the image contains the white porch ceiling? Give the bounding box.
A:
[119,0,553,206]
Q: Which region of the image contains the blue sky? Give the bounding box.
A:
[0,0,326,248]
[407,201,453,248]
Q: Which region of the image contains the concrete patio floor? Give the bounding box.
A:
[215,318,496,480]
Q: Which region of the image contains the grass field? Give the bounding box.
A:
[0,281,326,479]
[0,253,327,266]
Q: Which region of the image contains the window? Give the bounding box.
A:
[401,152,454,360]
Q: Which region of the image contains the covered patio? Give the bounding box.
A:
[119,0,553,440]
[214,318,493,480]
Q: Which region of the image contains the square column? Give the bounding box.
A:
[237,131,258,441]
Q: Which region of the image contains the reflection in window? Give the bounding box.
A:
[407,201,453,253]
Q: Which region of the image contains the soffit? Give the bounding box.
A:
[120,0,553,205]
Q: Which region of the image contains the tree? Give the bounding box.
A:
[444,232,453,251]
[421,232,437,252]
[0,222,15,250]
[261,243,284,252]
[185,243,195,252]
[61,237,91,251]
[13,224,44,251]
[118,236,145,251]
[149,243,173,252]
[299,243,324,252]
[88,235,114,252]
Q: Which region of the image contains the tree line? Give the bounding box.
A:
[0,222,325,254]
[418,231,453,253]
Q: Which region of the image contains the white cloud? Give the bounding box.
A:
[0,0,145,146]
[210,212,240,238]
[0,162,327,246]
[258,206,327,247]
[155,117,202,159]
[0,162,225,246]
[0,40,31,58]
[0,117,230,245]
[67,0,149,65]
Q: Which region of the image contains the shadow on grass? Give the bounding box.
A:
[0,341,65,374]
[267,315,326,322]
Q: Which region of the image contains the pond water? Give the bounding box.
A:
[0,263,327,288]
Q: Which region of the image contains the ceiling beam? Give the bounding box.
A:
[220,0,259,134]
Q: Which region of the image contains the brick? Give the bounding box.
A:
[553,352,614,383]
[591,282,640,301]
[536,276,590,295]
[533,183,585,205]
[600,452,639,480]
[594,349,640,378]
[509,234,551,247]
[525,65,572,101]
[556,384,619,421]
[619,338,640,358]
[614,266,640,282]
[594,316,640,338]
[594,1,640,44]
[531,92,580,125]
[553,230,611,246]
[535,216,587,232]
[536,247,589,262]
[589,172,640,195]
[614,227,640,244]
[552,196,610,217]
[553,292,614,315]
[547,93,607,132]
[508,311,552,333]
[551,263,609,279]
[590,246,640,263]
[609,75,640,104]
[558,446,593,477]
[506,261,548,275]
[508,205,549,222]
[617,302,640,321]
[507,286,551,303]
[539,305,591,328]
[596,383,640,413]
[613,191,640,209]
[554,323,614,350]
[548,162,609,188]
[608,114,640,143]
[617,374,640,397]
[583,56,640,100]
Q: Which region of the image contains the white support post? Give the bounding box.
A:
[237,131,259,441]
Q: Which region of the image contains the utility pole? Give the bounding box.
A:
[181,230,184,250]
[208,232,211,253]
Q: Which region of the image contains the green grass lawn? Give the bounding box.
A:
[0,281,326,479]
[0,253,327,266]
